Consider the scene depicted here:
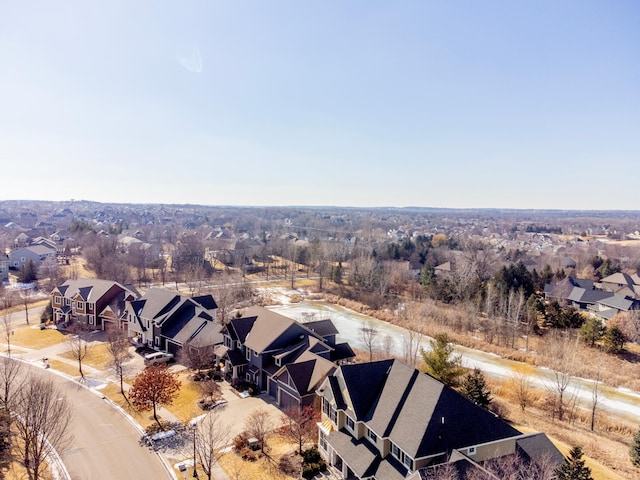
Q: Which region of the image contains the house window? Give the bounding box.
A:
[77,301,83,311]
[21,257,26,262]
[54,296,61,305]
[468,446,476,456]
[65,298,70,306]
[155,336,160,346]
[322,398,337,423]
[89,315,94,325]
[403,454,412,469]
[367,427,377,444]
[346,416,355,431]
[391,443,400,459]
[275,357,281,367]
[319,431,327,451]
[246,348,252,361]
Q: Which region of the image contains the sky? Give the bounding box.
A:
[1,1,639,210]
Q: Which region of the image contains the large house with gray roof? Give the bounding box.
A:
[545,275,640,322]
[51,278,138,329]
[9,244,57,271]
[216,306,354,410]
[126,288,222,357]
[318,359,562,480]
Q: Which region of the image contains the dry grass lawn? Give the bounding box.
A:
[0,299,50,317]
[10,325,66,349]
[101,382,157,431]
[49,358,83,377]
[219,435,298,480]
[168,371,204,423]
[59,342,113,370]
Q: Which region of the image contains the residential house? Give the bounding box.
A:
[9,244,57,271]
[545,275,639,321]
[592,294,639,322]
[126,288,222,357]
[51,278,138,330]
[216,306,354,410]
[13,232,30,248]
[599,272,640,299]
[543,276,594,304]
[412,432,563,479]
[0,252,8,282]
[317,360,562,480]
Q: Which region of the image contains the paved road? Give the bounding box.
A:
[17,363,172,480]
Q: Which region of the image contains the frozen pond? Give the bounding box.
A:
[270,301,640,425]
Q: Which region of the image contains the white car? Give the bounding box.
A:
[143,351,174,366]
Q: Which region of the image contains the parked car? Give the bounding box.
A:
[143,351,174,366]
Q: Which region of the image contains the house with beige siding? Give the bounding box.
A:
[317,360,562,480]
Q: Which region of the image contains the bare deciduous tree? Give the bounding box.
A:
[360,320,379,362]
[195,410,232,480]
[510,367,533,418]
[106,329,132,397]
[545,330,578,422]
[279,405,319,454]
[421,462,459,480]
[244,408,273,454]
[0,357,23,411]
[590,352,603,432]
[14,375,73,480]
[67,323,92,380]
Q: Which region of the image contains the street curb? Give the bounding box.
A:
[9,355,178,480]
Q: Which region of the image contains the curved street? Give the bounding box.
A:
[16,363,172,480]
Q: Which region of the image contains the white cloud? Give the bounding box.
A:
[177,45,203,73]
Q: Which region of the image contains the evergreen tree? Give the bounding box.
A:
[555,446,593,480]
[17,259,38,283]
[630,428,640,467]
[579,317,605,347]
[461,368,492,408]
[603,325,626,354]
[420,333,464,387]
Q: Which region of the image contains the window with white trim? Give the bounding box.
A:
[77,301,83,311]
[367,427,377,444]
[468,446,476,455]
[155,336,160,346]
[391,443,400,459]
[246,348,252,361]
[319,431,327,451]
[346,416,355,431]
[54,296,61,305]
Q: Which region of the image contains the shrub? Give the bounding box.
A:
[279,454,302,475]
[301,447,326,478]
[240,447,258,461]
[233,431,249,452]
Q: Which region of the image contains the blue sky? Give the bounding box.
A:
[1,1,638,209]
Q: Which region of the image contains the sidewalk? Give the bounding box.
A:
[10,313,243,480]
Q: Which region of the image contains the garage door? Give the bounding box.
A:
[268,378,278,398]
[278,388,300,410]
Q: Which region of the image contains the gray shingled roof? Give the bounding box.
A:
[516,432,564,467]
[332,360,521,461]
[597,295,635,311]
[567,287,613,304]
[303,319,339,337]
